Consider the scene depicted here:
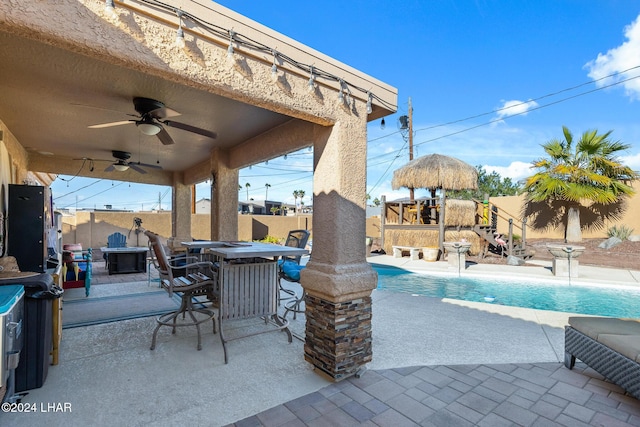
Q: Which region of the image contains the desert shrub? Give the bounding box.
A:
[607,225,634,240]
[256,235,282,244]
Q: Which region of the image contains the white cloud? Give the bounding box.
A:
[494,99,539,120]
[621,152,640,171]
[484,161,533,182]
[585,14,640,100]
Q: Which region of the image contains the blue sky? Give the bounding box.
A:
[51,1,640,210]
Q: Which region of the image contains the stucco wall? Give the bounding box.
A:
[60,212,316,250]
[490,192,640,239]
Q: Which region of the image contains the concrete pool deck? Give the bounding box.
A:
[2,255,640,426]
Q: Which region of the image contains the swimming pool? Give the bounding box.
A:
[373,264,640,318]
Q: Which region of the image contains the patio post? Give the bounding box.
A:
[168,174,192,250]
[300,119,377,381]
[210,148,239,241]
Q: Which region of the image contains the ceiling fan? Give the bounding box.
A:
[88,97,217,145]
[75,150,162,174]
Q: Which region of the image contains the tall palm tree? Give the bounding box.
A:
[298,190,306,213]
[523,126,638,242]
[245,182,251,201]
[265,183,271,200]
[292,190,300,214]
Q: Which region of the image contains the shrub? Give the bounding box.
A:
[607,225,634,241]
[256,235,282,244]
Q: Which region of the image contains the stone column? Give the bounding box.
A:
[210,148,239,241]
[167,173,191,250]
[301,119,377,381]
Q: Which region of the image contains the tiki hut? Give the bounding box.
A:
[391,154,479,254]
[391,153,478,193]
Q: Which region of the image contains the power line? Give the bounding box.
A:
[412,64,640,135]
[413,73,640,149]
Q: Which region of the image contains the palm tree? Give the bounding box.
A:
[245,182,251,201]
[523,126,638,242]
[292,190,300,214]
[298,190,306,214]
[265,183,271,200]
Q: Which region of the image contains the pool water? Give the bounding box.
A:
[373,264,640,318]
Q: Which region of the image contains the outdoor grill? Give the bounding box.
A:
[0,285,24,404]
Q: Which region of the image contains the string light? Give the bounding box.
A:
[227,30,236,65]
[100,0,397,115]
[104,0,118,21]
[271,49,279,82]
[336,79,345,106]
[175,10,185,49]
[307,66,316,93]
[366,92,373,114]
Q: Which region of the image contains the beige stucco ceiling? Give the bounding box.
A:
[0,29,291,175]
[0,0,397,186]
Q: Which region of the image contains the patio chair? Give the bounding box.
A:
[145,230,218,351]
[103,232,127,269]
[278,229,310,319]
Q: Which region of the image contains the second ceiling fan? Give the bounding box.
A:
[88,97,217,145]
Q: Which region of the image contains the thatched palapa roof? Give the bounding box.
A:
[391,153,478,191]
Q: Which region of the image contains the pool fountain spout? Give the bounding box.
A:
[546,244,584,278]
[443,241,472,275]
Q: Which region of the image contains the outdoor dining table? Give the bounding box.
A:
[180,240,308,363]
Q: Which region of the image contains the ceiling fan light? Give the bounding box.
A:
[137,121,162,135]
[113,163,129,172]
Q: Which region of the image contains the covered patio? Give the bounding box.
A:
[0,0,397,381]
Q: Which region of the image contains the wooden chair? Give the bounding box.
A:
[103,232,127,269]
[145,230,218,351]
[108,232,127,248]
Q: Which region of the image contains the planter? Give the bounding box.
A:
[422,247,440,262]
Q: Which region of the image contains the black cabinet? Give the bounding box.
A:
[7,185,51,273]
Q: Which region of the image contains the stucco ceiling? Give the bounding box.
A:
[0,29,292,177]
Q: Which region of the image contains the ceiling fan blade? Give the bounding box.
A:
[162,120,217,139]
[135,162,162,170]
[89,120,135,129]
[128,164,147,174]
[72,102,139,117]
[156,127,175,145]
[104,164,115,172]
[148,106,181,119]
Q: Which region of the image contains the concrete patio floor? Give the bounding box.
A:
[2,254,640,426]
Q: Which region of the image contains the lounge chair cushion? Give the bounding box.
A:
[597,334,640,363]
[568,317,640,340]
[281,260,305,281]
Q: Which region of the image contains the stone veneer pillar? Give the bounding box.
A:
[304,293,372,380]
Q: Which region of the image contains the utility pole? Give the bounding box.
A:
[408,97,414,201]
[400,97,415,200]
